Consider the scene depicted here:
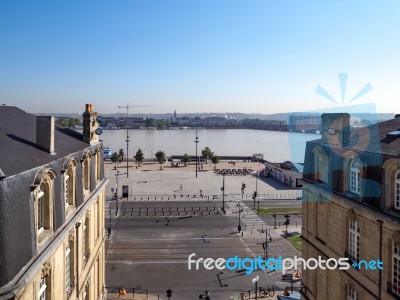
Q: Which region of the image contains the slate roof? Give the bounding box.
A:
[0,106,90,177]
[310,117,400,157]
[346,117,400,156]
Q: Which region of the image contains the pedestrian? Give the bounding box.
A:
[205,290,211,300]
[180,184,183,191]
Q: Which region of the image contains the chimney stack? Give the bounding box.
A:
[82,103,99,144]
[36,116,55,155]
[321,113,350,147]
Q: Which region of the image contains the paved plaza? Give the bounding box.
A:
[104,162,303,300]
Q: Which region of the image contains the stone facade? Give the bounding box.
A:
[301,113,400,300]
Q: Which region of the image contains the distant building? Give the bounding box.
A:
[301,113,400,299]
[0,104,108,299]
[289,113,321,133]
[204,116,227,127]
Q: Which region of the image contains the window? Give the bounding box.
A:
[347,285,359,300]
[350,160,361,195]
[65,240,74,298]
[83,216,90,264]
[348,219,360,263]
[395,172,400,210]
[65,166,75,212]
[94,151,101,183]
[33,169,55,244]
[37,184,45,232]
[393,242,400,296]
[83,157,90,191]
[313,147,328,183]
[38,277,47,300]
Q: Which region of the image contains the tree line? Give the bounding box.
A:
[109,146,220,169]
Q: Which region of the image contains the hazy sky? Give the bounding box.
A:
[0,0,399,115]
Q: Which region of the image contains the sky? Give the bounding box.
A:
[0,0,399,115]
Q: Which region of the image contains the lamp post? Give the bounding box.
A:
[118,103,153,177]
[194,130,199,178]
[237,203,243,232]
[262,229,272,260]
[252,276,259,300]
[222,173,225,212]
[115,170,126,215]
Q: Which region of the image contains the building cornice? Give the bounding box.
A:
[0,178,108,298]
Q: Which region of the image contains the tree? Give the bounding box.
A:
[155,150,166,169]
[182,153,191,167]
[145,117,156,128]
[202,147,213,163]
[134,148,144,167]
[111,152,120,169]
[211,154,220,170]
[119,148,124,162]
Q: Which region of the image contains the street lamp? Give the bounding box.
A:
[194,130,199,178]
[252,276,259,300]
[262,229,272,260]
[115,170,126,215]
[237,203,243,232]
[222,173,225,213]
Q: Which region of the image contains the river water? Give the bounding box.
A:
[100,129,320,163]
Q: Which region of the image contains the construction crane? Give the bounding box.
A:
[118,104,153,178]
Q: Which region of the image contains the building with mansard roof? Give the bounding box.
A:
[301,113,400,299]
[0,104,108,300]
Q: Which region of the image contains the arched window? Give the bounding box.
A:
[65,166,75,211]
[350,160,361,195]
[32,169,56,245]
[313,146,329,183]
[82,150,92,197]
[395,171,400,210]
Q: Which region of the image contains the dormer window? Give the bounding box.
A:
[350,160,361,195]
[313,146,329,184]
[32,168,56,245]
[343,152,364,197]
[65,166,75,213]
[82,151,92,198]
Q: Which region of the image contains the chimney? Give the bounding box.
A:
[36,116,56,155]
[321,113,350,147]
[82,103,99,144]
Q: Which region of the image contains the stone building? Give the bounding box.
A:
[0,104,108,300]
[301,113,400,299]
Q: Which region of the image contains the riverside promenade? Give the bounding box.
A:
[104,160,303,300]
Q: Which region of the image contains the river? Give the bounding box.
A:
[100,129,320,163]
